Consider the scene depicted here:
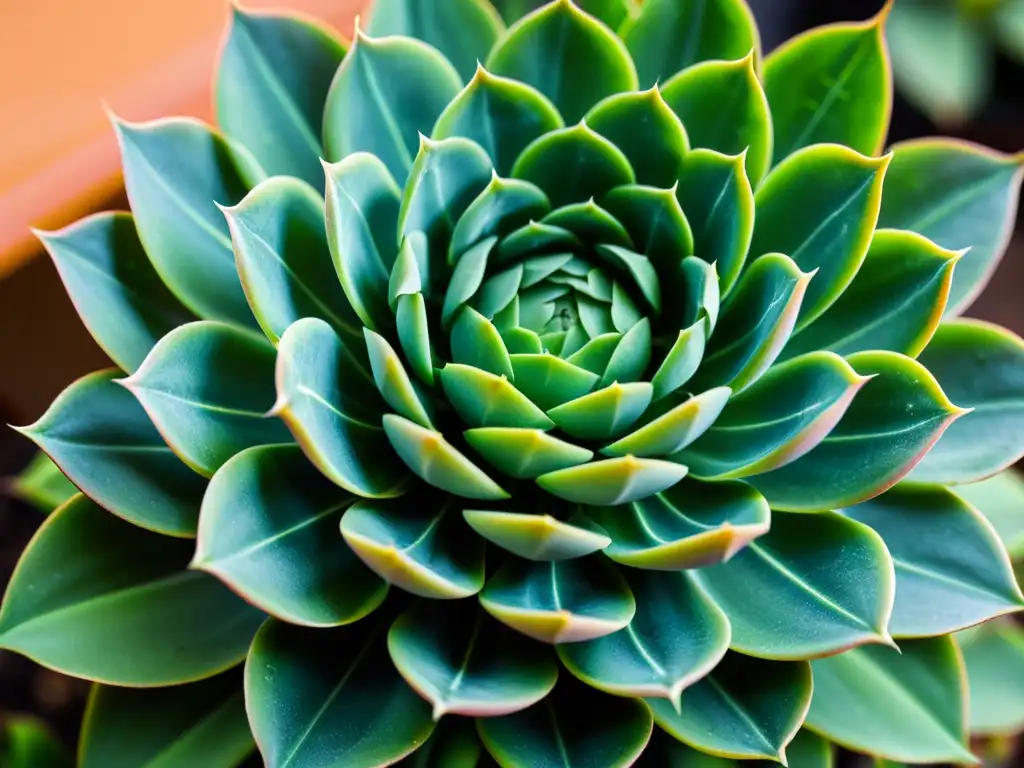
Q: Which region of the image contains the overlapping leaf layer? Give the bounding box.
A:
[5,1,1024,766]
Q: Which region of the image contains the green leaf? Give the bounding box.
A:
[603,386,731,458]
[0,716,71,768]
[122,321,290,476]
[547,382,653,441]
[463,428,592,479]
[342,496,485,599]
[246,616,435,767]
[194,444,387,626]
[585,87,689,188]
[7,453,77,513]
[16,370,206,536]
[389,600,558,718]
[397,292,435,386]
[495,219,581,263]
[395,719,482,768]
[274,318,409,498]
[693,253,812,393]
[908,320,1024,484]
[508,353,600,410]
[324,152,402,332]
[440,364,554,430]
[650,653,812,762]
[112,116,263,326]
[806,637,974,763]
[323,30,463,181]
[462,509,609,560]
[662,54,771,186]
[602,315,653,384]
[558,569,728,706]
[680,352,868,479]
[486,0,638,123]
[477,676,653,768]
[877,140,1024,316]
[451,306,514,378]
[960,620,1024,736]
[0,495,264,685]
[644,730,833,768]
[223,176,362,346]
[649,321,706,402]
[449,176,552,262]
[480,556,635,643]
[537,456,688,506]
[542,199,633,248]
[697,511,895,658]
[844,485,1023,638]
[674,148,753,296]
[783,229,961,361]
[511,122,635,207]
[763,10,891,162]
[621,0,760,89]
[955,469,1024,558]
[601,185,695,282]
[79,672,254,768]
[590,478,770,570]
[365,329,436,429]
[750,350,965,511]
[442,237,497,329]
[36,211,194,373]
[367,0,504,81]
[216,6,346,188]
[751,144,889,328]
[434,67,563,176]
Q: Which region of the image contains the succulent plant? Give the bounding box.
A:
[5,0,1024,765]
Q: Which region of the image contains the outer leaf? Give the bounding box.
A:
[490,0,638,28]
[589,478,770,570]
[463,509,609,560]
[216,6,346,187]
[486,0,638,124]
[558,569,729,706]
[749,351,965,511]
[79,673,254,768]
[0,716,71,768]
[908,320,1024,484]
[395,720,482,768]
[960,621,1024,736]
[649,653,812,762]
[122,321,291,477]
[389,600,558,718]
[955,469,1024,558]
[844,485,1024,638]
[36,212,194,373]
[806,637,974,764]
[223,176,362,346]
[112,116,263,326]
[194,444,387,626]
[246,616,435,767]
[477,676,653,768]
[646,730,832,768]
[16,370,206,537]
[621,0,760,89]
[367,0,504,81]
[323,30,463,181]
[763,10,891,161]
[537,456,688,506]
[750,144,889,328]
[877,139,1024,315]
[8,453,77,513]
[696,511,895,658]
[0,495,264,686]
[662,54,772,186]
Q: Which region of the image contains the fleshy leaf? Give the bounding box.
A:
[463,428,592,479]
[806,637,974,764]
[749,350,965,511]
[323,30,462,181]
[112,116,263,326]
[396,292,435,386]
[763,10,891,161]
[537,456,688,506]
[844,485,1024,638]
[542,199,633,248]
[662,54,771,186]
[645,730,832,768]
[509,353,600,410]
[558,569,729,706]
[649,321,707,402]
[16,370,206,537]
[877,139,1024,315]
[486,0,638,123]
[603,386,731,458]
[955,469,1024,559]
[342,496,484,599]
[216,6,346,188]
[441,364,554,430]
[0,495,264,685]
[449,176,552,263]
[8,453,77,514]
[122,321,291,477]
[590,478,770,570]
[79,672,254,768]
[960,621,1024,736]
[394,719,482,768]
[601,185,695,281]
[649,653,812,762]
[194,444,387,626]
[696,511,895,658]
[463,510,610,560]
[36,212,195,373]
[246,616,434,767]
[908,320,1024,484]
[450,306,514,378]
[479,557,635,643]
[547,382,653,441]
[389,600,558,718]
[442,236,496,328]
[365,329,436,429]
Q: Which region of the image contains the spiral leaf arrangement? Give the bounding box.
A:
[5,0,1024,766]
